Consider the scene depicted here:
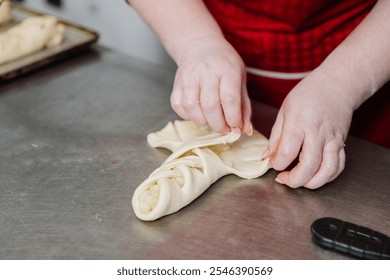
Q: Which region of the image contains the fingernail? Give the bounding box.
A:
[246,123,253,136]
[261,147,270,160]
[275,177,285,185]
[232,127,241,134]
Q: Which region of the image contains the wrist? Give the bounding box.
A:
[314,53,373,111]
[167,32,226,65]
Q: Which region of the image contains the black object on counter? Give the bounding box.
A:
[311,217,390,259]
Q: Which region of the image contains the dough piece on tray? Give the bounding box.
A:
[0,0,12,26]
[132,120,270,221]
[0,15,65,65]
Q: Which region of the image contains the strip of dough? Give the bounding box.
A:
[0,15,65,65]
[132,120,270,221]
[0,0,12,26]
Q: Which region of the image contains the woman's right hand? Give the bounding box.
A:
[170,35,252,135]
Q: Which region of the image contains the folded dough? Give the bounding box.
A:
[0,15,65,65]
[132,120,270,221]
[0,0,12,26]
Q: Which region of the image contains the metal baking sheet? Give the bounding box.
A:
[0,3,99,81]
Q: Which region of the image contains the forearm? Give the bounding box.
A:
[127,0,224,64]
[314,0,390,110]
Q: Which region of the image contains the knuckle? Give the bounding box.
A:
[182,98,198,109]
[301,159,321,174]
[325,163,339,177]
[221,90,241,104]
[221,94,240,105]
[201,99,220,111]
[170,98,181,110]
[277,147,297,161]
[270,159,288,171]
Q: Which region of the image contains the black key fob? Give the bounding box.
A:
[311,217,390,259]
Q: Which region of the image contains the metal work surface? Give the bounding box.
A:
[0,47,389,259]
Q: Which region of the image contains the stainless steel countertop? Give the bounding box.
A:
[0,47,389,259]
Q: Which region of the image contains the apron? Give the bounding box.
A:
[204,0,389,148]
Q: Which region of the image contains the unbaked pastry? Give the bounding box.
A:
[0,0,12,26]
[0,15,65,65]
[132,120,270,221]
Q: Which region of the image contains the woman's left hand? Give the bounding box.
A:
[265,68,355,189]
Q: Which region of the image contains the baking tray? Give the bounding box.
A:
[0,3,99,81]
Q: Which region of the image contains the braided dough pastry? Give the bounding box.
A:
[132,120,270,221]
[0,0,11,26]
[0,15,65,65]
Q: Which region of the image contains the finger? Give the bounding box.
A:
[276,134,323,188]
[303,140,343,189]
[270,120,304,171]
[181,79,207,126]
[200,74,229,133]
[170,83,189,120]
[241,83,253,135]
[219,71,243,131]
[329,145,346,182]
[267,109,284,153]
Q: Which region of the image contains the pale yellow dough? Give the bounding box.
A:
[0,15,65,65]
[0,0,12,26]
[132,120,270,221]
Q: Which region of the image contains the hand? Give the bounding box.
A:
[265,69,355,189]
[170,36,252,134]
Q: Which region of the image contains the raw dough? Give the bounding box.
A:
[132,120,270,221]
[0,0,11,26]
[0,15,65,65]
